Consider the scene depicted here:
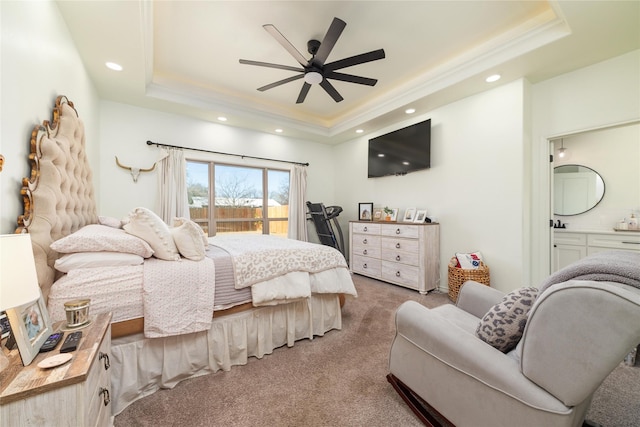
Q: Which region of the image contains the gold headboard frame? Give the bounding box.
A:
[16,95,99,300]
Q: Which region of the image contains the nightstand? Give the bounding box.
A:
[0,312,113,426]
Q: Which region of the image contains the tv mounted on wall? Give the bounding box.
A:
[367,119,431,178]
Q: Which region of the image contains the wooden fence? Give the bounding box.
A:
[189,206,289,235]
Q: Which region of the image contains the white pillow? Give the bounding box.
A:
[98,215,123,229]
[123,207,180,261]
[173,217,209,247]
[51,224,154,258]
[171,221,206,261]
[54,252,144,273]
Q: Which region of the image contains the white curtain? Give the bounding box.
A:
[287,164,308,241]
[157,148,189,223]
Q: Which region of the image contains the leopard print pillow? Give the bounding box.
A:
[476,287,539,353]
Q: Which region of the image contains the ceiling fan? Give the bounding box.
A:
[239,17,385,104]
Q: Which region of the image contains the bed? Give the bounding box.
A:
[16,96,357,414]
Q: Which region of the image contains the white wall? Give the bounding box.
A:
[333,80,528,293]
[0,0,100,234]
[530,50,640,285]
[98,101,337,234]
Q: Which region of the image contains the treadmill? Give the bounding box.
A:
[306,202,345,256]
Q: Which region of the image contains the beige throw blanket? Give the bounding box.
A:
[143,257,216,338]
[210,235,349,289]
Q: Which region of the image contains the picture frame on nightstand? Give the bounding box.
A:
[5,295,52,366]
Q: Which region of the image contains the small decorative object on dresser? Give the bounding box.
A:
[373,208,383,221]
[403,208,416,222]
[414,209,427,223]
[359,202,374,221]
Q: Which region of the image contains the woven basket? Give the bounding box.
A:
[447,257,490,302]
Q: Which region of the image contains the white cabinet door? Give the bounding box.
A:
[553,244,587,271]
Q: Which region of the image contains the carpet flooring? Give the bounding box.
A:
[114,275,640,426]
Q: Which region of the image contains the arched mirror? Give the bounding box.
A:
[554,165,605,216]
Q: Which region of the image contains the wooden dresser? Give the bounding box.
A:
[1,312,113,426]
[349,221,440,293]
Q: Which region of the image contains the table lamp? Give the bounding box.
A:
[0,234,44,367]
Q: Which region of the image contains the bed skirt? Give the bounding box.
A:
[110,293,342,415]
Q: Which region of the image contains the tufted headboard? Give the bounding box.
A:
[16,96,99,300]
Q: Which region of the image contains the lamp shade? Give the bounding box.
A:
[0,234,41,311]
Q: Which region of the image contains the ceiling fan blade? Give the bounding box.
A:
[239,59,304,73]
[263,24,309,66]
[324,49,386,71]
[325,71,378,86]
[319,79,344,103]
[312,17,346,67]
[296,83,312,104]
[258,74,304,92]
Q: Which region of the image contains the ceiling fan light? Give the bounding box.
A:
[304,71,323,85]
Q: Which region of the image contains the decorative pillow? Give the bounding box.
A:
[51,224,154,258]
[476,287,539,353]
[98,215,123,229]
[54,251,144,273]
[456,251,483,269]
[170,221,206,261]
[173,217,208,247]
[123,207,180,261]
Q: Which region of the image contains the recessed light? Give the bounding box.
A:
[275,128,283,133]
[105,62,123,71]
[485,74,501,83]
[405,108,416,114]
[356,129,364,134]
[377,154,385,158]
[217,116,227,122]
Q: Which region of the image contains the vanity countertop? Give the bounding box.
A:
[554,228,640,236]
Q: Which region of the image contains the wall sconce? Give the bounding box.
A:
[557,139,567,159]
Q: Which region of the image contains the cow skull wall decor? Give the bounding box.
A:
[115,156,157,183]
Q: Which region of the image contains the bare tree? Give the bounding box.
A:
[216,173,260,207]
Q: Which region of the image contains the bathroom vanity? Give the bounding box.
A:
[553,229,640,272]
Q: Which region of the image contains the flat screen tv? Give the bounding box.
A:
[367,119,431,178]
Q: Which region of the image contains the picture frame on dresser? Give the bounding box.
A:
[5,295,52,366]
[359,202,374,221]
[414,210,427,223]
[403,208,417,222]
[373,208,383,221]
[0,312,10,339]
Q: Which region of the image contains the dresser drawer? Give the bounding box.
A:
[554,232,587,246]
[380,249,420,266]
[587,233,640,251]
[351,222,381,234]
[85,326,112,427]
[382,261,419,289]
[381,237,419,253]
[351,243,381,258]
[351,255,381,277]
[352,234,381,248]
[381,224,420,238]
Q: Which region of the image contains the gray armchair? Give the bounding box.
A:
[388,278,640,427]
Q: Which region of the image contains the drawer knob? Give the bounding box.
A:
[363,226,368,232]
[396,228,401,234]
[363,249,368,255]
[99,387,111,407]
[396,243,401,249]
[99,352,110,370]
[396,255,401,261]
[395,271,401,277]
[363,238,368,244]
[363,263,368,269]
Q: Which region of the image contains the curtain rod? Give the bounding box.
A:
[146,140,309,167]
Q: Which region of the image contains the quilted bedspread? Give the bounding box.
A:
[209,234,349,289]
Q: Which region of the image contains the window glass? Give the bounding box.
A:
[187,160,289,236]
